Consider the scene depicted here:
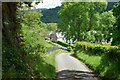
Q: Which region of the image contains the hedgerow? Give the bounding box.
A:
[74,42,120,60]
[56,41,69,47]
[74,41,120,80]
[56,41,74,47]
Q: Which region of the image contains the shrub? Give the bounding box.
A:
[67,46,72,52]
[74,41,120,59]
[74,41,120,80]
[56,41,69,47]
[36,41,47,53]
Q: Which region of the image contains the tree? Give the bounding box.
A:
[46,23,57,31]
[112,3,120,45]
[94,32,103,43]
[41,6,61,23]
[58,2,107,43]
[2,2,42,78]
[99,11,116,43]
[19,9,42,29]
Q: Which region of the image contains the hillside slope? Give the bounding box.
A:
[41,2,117,23]
[41,6,61,23]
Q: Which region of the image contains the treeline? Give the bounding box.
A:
[41,6,61,23]
[58,2,120,46]
[40,2,116,23]
[20,2,116,24]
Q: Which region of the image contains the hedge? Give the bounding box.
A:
[74,41,120,60]
[56,41,73,47]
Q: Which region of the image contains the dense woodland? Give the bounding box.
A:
[41,6,61,23]
[40,2,116,23]
[2,1,120,80]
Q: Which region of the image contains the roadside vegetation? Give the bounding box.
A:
[57,2,120,80]
[58,2,120,46]
[43,49,69,78]
[56,40,120,80]
[2,2,120,80]
[2,2,59,79]
[74,41,120,80]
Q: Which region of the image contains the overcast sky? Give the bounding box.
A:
[35,0,62,9]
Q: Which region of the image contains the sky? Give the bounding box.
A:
[35,0,62,9]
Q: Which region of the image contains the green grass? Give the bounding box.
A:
[75,50,120,80]
[76,51,101,71]
[26,49,68,79]
[20,23,65,79]
[101,43,111,46]
[45,42,55,48]
[42,49,69,79]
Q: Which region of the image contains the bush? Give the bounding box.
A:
[74,41,120,80]
[36,41,47,53]
[67,46,72,52]
[74,41,120,59]
[56,41,69,47]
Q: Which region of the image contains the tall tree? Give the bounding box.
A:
[20,9,42,28]
[2,2,42,78]
[99,11,116,43]
[58,2,107,43]
[112,3,120,45]
[2,3,26,78]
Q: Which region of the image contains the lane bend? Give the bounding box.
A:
[56,53,101,80]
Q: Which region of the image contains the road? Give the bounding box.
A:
[56,53,102,80]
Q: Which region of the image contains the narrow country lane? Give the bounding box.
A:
[56,53,102,80]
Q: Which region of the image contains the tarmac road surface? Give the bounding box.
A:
[56,53,102,80]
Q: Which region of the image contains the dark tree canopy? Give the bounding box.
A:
[41,6,61,23]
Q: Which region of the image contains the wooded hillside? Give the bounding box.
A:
[40,2,116,23]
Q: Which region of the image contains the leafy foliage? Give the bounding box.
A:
[58,2,107,42]
[112,3,120,45]
[75,50,120,80]
[41,6,61,23]
[74,41,120,60]
[20,7,59,79]
[2,2,58,79]
[2,2,29,78]
[74,41,120,80]
[57,40,69,47]
[21,9,42,28]
[56,40,73,48]
[22,24,47,54]
[99,11,115,42]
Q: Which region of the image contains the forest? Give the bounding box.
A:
[41,6,61,23]
[41,2,116,23]
[2,1,120,80]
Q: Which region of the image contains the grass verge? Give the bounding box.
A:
[75,50,120,80]
[42,49,69,79]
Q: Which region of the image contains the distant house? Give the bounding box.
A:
[49,31,57,42]
[49,30,67,43]
[56,32,66,42]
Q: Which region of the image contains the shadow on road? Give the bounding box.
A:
[56,70,102,80]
